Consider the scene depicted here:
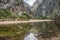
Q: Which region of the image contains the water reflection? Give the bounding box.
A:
[0,21,60,40]
[24,33,38,40]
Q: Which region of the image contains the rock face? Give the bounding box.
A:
[0,0,33,16]
[32,0,59,18]
[31,0,42,13]
[0,0,21,13]
[24,2,32,14]
[0,0,26,14]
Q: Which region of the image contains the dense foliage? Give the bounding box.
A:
[0,9,31,19]
[0,9,12,18]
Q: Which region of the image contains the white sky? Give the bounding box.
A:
[24,0,36,6]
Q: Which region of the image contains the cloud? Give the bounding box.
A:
[24,0,36,6]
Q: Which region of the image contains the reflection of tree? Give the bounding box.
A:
[19,23,33,34]
[0,23,33,40]
[34,22,59,40]
[0,22,60,40]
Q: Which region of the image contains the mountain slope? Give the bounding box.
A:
[32,0,59,18]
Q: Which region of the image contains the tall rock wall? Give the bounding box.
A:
[32,0,59,18]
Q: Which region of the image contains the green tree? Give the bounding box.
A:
[0,9,12,18]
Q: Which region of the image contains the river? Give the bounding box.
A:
[0,21,60,40]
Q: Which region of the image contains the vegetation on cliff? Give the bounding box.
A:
[0,9,31,20]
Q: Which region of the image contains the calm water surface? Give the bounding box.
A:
[0,21,60,40]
